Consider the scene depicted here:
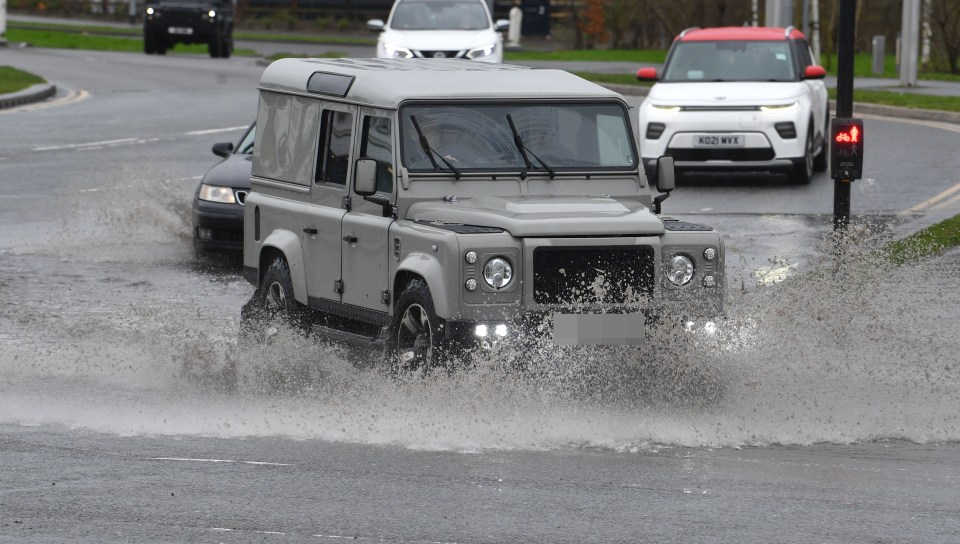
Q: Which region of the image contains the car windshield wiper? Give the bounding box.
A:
[409,116,461,180]
[506,114,556,179]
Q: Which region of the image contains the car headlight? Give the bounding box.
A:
[466,43,497,59]
[198,184,236,204]
[146,6,157,15]
[483,257,513,289]
[665,255,694,286]
[207,9,216,18]
[650,104,681,113]
[760,102,799,113]
[381,43,414,58]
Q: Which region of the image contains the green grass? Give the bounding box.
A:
[5,28,255,56]
[0,66,46,94]
[505,49,667,63]
[827,88,960,113]
[822,52,960,82]
[885,215,960,265]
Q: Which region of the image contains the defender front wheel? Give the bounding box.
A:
[389,279,446,373]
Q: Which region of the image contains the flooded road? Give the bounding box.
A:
[1,48,960,542]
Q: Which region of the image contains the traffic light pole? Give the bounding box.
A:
[833,0,856,231]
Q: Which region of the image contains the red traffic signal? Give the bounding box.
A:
[830,117,864,180]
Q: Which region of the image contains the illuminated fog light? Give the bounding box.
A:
[494,324,508,337]
[465,251,478,264]
[703,247,716,261]
[703,274,717,287]
[197,228,213,240]
[474,324,489,337]
[465,278,478,291]
[666,255,694,286]
[208,9,216,17]
[483,257,513,289]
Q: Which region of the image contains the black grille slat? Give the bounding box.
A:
[667,148,776,162]
[533,246,655,305]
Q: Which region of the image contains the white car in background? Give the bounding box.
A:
[368,0,509,63]
[637,26,829,184]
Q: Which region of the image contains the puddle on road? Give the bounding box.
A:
[0,187,958,451]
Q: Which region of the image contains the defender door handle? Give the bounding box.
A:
[343,235,358,244]
[303,227,318,235]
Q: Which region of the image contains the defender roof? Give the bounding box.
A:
[258,58,621,108]
[676,26,807,42]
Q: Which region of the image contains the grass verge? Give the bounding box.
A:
[885,215,960,264]
[0,66,46,94]
[6,28,255,56]
[827,88,960,113]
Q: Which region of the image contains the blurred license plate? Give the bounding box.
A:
[168,27,193,35]
[695,134,744,147]
[552,313,644,346]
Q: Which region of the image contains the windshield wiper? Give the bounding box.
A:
[506,114,556,179]
[409,115,461,180]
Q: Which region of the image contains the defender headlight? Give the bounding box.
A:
[760,102,799,113]
[483,257,513,289]
[381,43,414,58]
[208,9,217,18]
[198,184,236,204]
[666,255,694,286]
[466,43,497,59]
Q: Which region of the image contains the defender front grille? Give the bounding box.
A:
[533,246,655,305]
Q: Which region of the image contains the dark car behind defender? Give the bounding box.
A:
[193,123,254,253]
[144,0,234,57]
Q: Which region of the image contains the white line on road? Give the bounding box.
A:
[186,125,249,136]
[145,457,292,466]
[33,138,141,152]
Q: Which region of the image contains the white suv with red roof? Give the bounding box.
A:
[637,26,829,184]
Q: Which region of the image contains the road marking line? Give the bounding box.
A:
[903,181,960,214]
[186,125,249,136]
[145,457,292,466]
[933,191,960,211]
[33,138,140,152]
[0,88,90,115]
[857,112,960,134]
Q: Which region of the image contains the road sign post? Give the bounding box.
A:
[832,0,861,232]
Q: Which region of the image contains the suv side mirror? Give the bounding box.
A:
[212,141,233,158]
[803,65,826,80]
[656,155,675,192]
[652,155,675,214]
[354,158,378,196]
[636,67,659,82]
[367,19,384,32]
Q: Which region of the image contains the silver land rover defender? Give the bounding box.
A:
[242,58,724,368]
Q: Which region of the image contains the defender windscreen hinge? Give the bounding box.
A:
[381,290,390,304]
[342,195,352,211]
[334,279,344,294]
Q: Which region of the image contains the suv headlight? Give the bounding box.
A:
[198,184,236,204]
[650,104,681,114]
[466,43,497,59]
[381,43,414,58]
[483,257,513,289]
[146,6,158,15]
[207,9,217,18]
[665,254,694,286]
[760,102,799,113]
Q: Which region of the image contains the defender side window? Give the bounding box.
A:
[360,116,394,194]
[317,110,354,185]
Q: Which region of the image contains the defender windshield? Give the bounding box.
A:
[401,102,637,172]
[390,0,490,31]
[663,40,797,82]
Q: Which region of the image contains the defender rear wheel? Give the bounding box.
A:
[240,257,308,344]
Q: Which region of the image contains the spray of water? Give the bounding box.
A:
[1,183,957,450]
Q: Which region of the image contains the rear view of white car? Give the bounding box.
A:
[637,26,829,184]
[368,0,508,63]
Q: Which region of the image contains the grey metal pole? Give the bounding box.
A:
[900,0,920,86]
[834,0,856,232]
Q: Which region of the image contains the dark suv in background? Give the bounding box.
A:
[144,0,234,58]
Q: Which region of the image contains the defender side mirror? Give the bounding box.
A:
[367,19,385,32]
[354,158,378,196]
[212,141,233,158]
[653,155,675,214]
